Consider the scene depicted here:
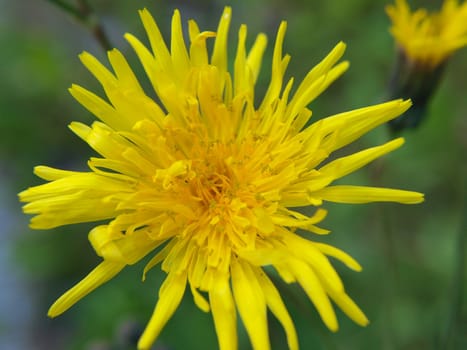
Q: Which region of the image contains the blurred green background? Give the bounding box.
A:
[1,0,465,349]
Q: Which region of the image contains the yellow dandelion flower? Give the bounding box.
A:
[386,0,467,131]
[386,0,467,69]
[20,7,424,350]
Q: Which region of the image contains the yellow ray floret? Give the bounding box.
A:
[19,7,424,350]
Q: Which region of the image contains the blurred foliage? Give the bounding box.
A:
[1,0,466,349]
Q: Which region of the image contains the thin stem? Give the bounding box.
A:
[75,0,112,51]
[371,158,398,350]
[46,0,112,51]
[47,0,86,21]
[442,164,466,349]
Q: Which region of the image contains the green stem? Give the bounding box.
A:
[46,0,112,51]
[371,158,398,350]
[47,0,85,21]
[380,205,398,350]
[442,165,466,349]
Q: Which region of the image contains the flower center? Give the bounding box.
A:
[189,146,236,213]
[200,172,232,204]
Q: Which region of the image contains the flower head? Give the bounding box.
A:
[385,0,467,132]
[20,7,424,350]
[386,0,467,69]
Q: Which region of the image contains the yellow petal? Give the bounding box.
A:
[231,258,270,350]
[108,49,145,95]
[271,207,328,233]
[314,242,362,271]
[312,99,412,152]
[286,61,349,129]
[312,185,424,204]
[32,165,78,181]
[190,284,210,312]
[69,121,125,161]
[246,33,268,83]
[91,227,161,265]
[88,225,119,253]
[124,33,164,98]
[260,21,288,111]
[256,269,299,350]
[327,287,369,327]
[80,51,153,128]
[19,172,133,229]
[138,272,187,350]
[69,84,131,131]
[209,274,237,350]
[79,51,117,89]
[143,239,178,281]
[283,232,344,292]
[319,274,369,326]
[288,258,338,331]
[319,137,405,179]
[48,260,125,317]
[291,41,346,102]
[170,10,190,82]
[138,8,172,75]
[234,24,248,96]
[189,21,215,66]
[211,7,231,71]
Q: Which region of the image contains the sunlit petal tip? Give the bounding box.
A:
[190,285,210,312]
[329,322,339,333]
[339,60,350,71]
[352,263,363,273]
[222,6,232,19]
[392,136,405,146]
[17,191,26,202]
[106,49,127,69]
[361,315,370,327]
[411,192,425,204]
[77,50,87,59]
[68,121,88,138]
[138,273,187,350]
[78,51,93,64]
[31,165,46,177]
[138,7,151,18]
[47,306,60,318]
[333,41,347,57]
[401,98,412,109]
[278,20,288,36]
[48,261,125,318]
[28,219,47,230]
